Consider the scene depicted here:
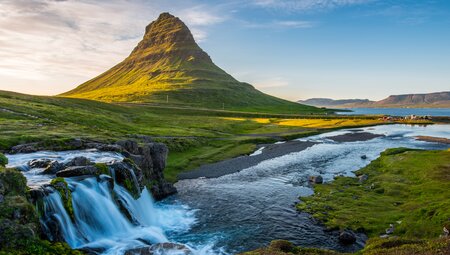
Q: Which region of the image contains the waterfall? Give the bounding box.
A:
[39,175,187,254]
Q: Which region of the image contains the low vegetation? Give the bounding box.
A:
[0,90,399,182]
[244,148,450,255]
[241,237,450,255]
[298,148,450,238]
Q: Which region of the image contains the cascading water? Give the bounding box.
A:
[40,174,200,254]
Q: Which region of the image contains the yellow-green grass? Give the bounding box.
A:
[298,148,450,239]
[0,90,409,182]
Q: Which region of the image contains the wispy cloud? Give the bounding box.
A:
[0,0,226,95]
[244,19,315,29]
[251,0,373,11]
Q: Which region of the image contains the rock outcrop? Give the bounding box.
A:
[117,140,176,200]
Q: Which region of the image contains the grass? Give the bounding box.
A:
[240,238,450,255]
[0,90,421,182]
[297,148,450,238]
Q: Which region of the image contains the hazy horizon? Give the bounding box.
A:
[1,0,449,101]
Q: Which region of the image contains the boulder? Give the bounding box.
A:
[124,243,192,255]
[65,156,93,167]
[42,161,64,175]
[120,142,176,200]
[338,230,356,245]
[56,165,99,177]
[28,159,52,169]
[117,140,140,155]
[10,143,38,154]
[358,174,369,183]
[361,155,367,160]
[309,175,323,184]
[110,161,141,198]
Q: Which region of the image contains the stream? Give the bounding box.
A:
[6,124,450,254]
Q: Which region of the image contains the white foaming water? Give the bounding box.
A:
[7,150,223,255]
[42,176,213,255]
[6,150,124,187]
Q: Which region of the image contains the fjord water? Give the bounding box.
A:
[337,107,450,116]
[6,124,450,254]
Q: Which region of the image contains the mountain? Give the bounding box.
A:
[299,92,450,108]
[371,91,450,108]
[61,13,322,114]
[298,98,372,108]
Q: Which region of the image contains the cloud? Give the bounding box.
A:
[244,19,315,29]
[251,0,373,11]
[0,0,226,95]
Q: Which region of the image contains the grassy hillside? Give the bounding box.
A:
[61,13,323,114]
[0,90,393,181]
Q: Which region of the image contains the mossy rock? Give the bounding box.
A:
[0,167,27,196]
[0,153,7,167]
[94,163,110,176]
[50,178,74,220]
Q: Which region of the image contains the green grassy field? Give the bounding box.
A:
[297,148,450,239]
[0,90,419,182]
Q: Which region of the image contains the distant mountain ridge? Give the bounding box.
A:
[299,91,450,108]
[61,12,322,114]
[297,98,372,107]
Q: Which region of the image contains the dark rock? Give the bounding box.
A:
[339,230,356,245]
[117,140,140,154]
[0,219,36,248]
[309,175,323,184]
[124,243,192,255]
[28,159,52,168]
[56,165,99,177]
[121,142,176,200]
[10,143,38,154]
[358,174,369,183]
[0,194,3,203]
[42,161,64,175]
[85,142,122,152]
[65,156,93,167]
[69,138,83,148]
[110,161,141,198]
[269,240,295,252]
[361,155,367,160]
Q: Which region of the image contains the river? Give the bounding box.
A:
[6,124,450,254]
[336,108,450,117]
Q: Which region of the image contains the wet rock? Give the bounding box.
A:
[358,174,368,183]
[28,159,52,168]
[361,155,367,160]
[110,161,141,198]
[56,165,99,177]
[339,230,356,245]
[121,142,176,200]
[309,175,323,184]
[65,156,93,167]
[124,243,192,255]
[42,161,64,175]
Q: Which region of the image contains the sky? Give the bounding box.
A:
[0,0,449,101]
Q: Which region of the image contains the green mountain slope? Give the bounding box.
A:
[61,13,323,114]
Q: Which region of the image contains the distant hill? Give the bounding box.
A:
[371,91,450,108]
[61,13,323,114]
[298,98,372,108]
[299,92,450,108]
